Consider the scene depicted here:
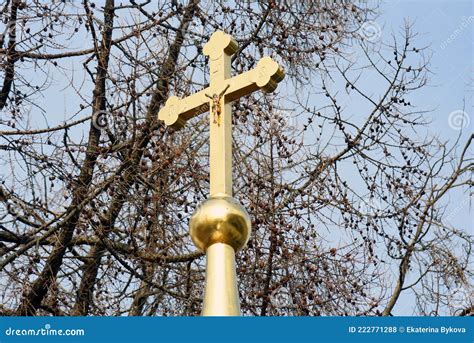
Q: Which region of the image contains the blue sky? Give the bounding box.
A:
[1,0,471,316]
[383,0,472,131]
[374,0,473,314]
[380,0,472,229]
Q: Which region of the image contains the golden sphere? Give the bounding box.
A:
[189,194,251,252]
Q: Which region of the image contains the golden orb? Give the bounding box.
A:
[189,194,251,252]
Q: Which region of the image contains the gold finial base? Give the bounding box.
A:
[189,194,251,316]
[189,194,251,252]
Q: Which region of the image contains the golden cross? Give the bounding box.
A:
[158,30,284,316]
[158,30,284,197]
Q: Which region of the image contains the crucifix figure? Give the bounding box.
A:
[158,30,284,316]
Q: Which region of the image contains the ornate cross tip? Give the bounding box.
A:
[251,56,285,93]
[158,96,186,130]
[203,30,238,59]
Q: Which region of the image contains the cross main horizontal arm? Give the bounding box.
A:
[158,56,284,130]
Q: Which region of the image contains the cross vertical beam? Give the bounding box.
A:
[205,34,237,196]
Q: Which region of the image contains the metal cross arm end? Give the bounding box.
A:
[251,56,285,93]
[221,56,285,104]
[203,30,238,60]
[158,96,186,129]
[157,89,210,130]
